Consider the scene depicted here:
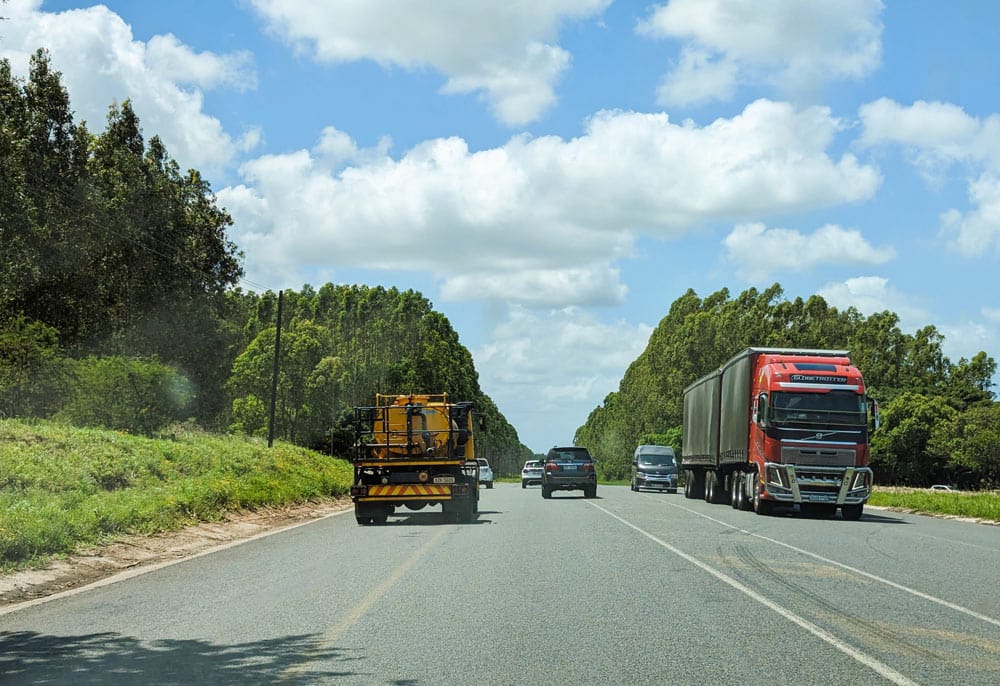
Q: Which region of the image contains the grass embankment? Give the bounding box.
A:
[0,419,354,571]
[868,487,1000,521]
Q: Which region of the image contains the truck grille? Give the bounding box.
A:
[781,447,855,467]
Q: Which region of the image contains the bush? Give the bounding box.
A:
[54,356,193,435]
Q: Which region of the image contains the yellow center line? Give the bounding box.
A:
[279,526,449,680]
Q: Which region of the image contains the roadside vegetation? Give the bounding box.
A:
[868,487,1000,522]
[0,419,353,571]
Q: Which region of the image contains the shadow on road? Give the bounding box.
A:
[375,511,493,526]
[0,630,360,685]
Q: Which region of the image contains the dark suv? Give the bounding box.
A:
[541,446,597,498]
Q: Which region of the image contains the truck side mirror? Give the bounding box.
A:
[755,393,768,426]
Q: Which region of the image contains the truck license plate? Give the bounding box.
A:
[433,476,455,484]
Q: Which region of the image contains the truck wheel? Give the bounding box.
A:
[356,516,372,526]
[730,474,740,509]
[737,475,752,511]
[753,483,771,516]
[841,504,864,521]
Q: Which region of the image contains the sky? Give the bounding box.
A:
[3,0,1000,454]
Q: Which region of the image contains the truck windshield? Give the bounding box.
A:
[770,391,865,426]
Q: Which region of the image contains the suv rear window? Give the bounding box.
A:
[547,447,592,461]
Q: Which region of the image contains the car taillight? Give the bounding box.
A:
[581,463,593,472]
[545,462,558,472]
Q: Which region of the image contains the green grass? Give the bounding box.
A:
[868,487,1000,521]
[0,419,354,571]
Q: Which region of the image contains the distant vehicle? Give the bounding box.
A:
[541,446,597,499]
[631,445,678,493]
[521,460,543,488]
[477,458,494,489]
[929,484,955,491]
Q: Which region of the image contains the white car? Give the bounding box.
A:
[477,458,494,489]
[521,460,543,488]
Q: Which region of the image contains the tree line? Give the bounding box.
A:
[575,285,999,489]
[0,50,533,475]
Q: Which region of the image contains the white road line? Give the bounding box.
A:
[589,501,920,686]
[665,500,1000,629]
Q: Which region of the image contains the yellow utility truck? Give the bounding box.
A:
[350,393,479,525]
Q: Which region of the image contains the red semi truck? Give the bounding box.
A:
[681,348,877,520]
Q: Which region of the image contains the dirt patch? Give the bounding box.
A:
[0,498,352,608]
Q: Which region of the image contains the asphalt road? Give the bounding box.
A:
[2,484,998,685]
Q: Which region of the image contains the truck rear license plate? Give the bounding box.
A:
[433,476,455,484]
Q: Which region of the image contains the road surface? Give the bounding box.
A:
[2,484,998,685]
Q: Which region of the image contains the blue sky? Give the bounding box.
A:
[4,1,999,454]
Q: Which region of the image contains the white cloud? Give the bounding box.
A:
[474,307,653,451]
[1,2,258,177]
[247,0,611,126]
[652,46,738,107]
[858,98,1000,176]
[939,174,1000,257]
[860,99,1000,258]
[817,276,927,330]
[638,0,883,106]
[723,222,894,282]
[218,99,881,307]
[145,34,256,91]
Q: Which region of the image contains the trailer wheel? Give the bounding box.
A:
[684,470,705,499]
[706,471,726,504]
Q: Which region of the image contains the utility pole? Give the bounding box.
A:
[267,290,283,448]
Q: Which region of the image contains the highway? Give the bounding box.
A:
[2,484,998,685]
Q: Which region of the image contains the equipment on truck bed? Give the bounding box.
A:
[350,393,479,525]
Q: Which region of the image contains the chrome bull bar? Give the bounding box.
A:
[763,462,872,505]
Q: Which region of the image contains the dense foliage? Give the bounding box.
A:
[225,285,533,475]
[1,50,242,423]
[575,285,998,487]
